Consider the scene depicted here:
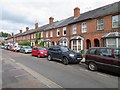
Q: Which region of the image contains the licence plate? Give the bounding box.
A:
[77,58,81,60]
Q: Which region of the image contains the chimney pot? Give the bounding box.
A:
[26,27,29,32]
[35,23,38,29]
[20,30,22,33]
[74,7,80,18]
[49,17,54,24]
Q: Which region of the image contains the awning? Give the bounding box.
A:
[70,35,84,40]
[102,32,120,38]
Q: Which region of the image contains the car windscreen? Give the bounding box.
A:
[38,48,46,50]
[60,47,69,52]
[24,46,31,49]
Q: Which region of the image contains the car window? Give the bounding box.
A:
[114,49,120,59]
[38,48,46,50]
[60,47,69,52]
[88,49,96,55]
[99,49,112,57]
[54,47,61,51]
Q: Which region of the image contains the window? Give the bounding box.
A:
[63,27,66,36]
[88,49,96,55]
[97,19,104,30]
[112,15,120,28]
[73,24,76,34]
[106,38,116,48]
[41,32,43,38]
[82,22,87,33]
[50,31,53,37]
[99,49,112,57]
[119,38,120,48]
[114,49,120,59]
[34,33,36,39]
[57,29,60,37]
[46,31,48,38]
[73,40,77,51]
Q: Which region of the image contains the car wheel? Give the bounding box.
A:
[47,55,52,61]
[88,62,97,71]
[38,54,40,58]
[63,57,69,65]
[24,51,26,54]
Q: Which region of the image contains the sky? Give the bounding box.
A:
[0,0,120,34]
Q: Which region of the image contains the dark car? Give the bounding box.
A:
[47,45,83,65]
[85,47,120,73]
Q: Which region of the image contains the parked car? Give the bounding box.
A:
[9,46,14,51]
[85,47,120,73]
[32,47,48,58]
[0,45,4,49]
[47,45,83,65]
[20,46,32,54]
[14,46,21,52]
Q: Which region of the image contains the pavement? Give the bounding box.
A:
[1,50,48,88]
[1,49,120,89]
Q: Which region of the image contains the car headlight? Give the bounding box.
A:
[40,52,44,54]
[69,54,74,57]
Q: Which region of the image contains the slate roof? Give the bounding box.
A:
[13,1,120,37]
[69,1,120,24]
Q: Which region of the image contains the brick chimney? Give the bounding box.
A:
[20,30,22,33]
[49,17,54,24]
[35,23,38,29]
[74,7,80,18]
[26,27,29,32]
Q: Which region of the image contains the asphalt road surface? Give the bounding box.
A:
[1,49,120,89]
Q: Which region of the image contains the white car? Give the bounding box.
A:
[14,46,21,52]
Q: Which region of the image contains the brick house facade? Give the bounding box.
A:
[5,1,120,52]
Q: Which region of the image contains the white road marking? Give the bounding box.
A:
[9,68,21,72]
[9,58,16,62]
[15,74,28,78]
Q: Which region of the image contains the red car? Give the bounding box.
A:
[32,47,48,58]
[9,46,14,51]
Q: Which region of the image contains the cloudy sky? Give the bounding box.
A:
[0,0,119,34]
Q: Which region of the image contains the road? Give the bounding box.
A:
[1,49,119,89]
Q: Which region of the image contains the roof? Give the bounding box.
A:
[102,32,120,38]
[69,1,120,24]
[12,1,120,37]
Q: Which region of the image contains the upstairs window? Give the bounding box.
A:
[82,22,87,33]
[73,24,76,34]
[112,15,120,28]
[46,31,48,38]
[97,19,104,30]
[50,31,53,37]
[41,32,43,38]
[63,27,66,36]
[57,29,60,37]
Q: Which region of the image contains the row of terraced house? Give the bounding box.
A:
[5,2,120,52]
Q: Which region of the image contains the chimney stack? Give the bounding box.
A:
[20,30,22,33]
[35,23,38,29]
[49,17,54,24]
[26,27,29,32]
[74,7,80,18]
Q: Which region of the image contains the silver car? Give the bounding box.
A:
[20,46,32,54]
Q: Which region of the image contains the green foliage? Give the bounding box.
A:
[18,40,31,46]
[36,41,44,47]
[0,32,11,37]
[36,33,41,40]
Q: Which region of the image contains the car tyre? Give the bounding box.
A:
[88,62,97,71]
[63,57,69,65]
[48,55,52,61]
[38,54,40,58]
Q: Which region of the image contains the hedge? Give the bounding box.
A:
[18,40,31,46]
[36,41,44,47]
